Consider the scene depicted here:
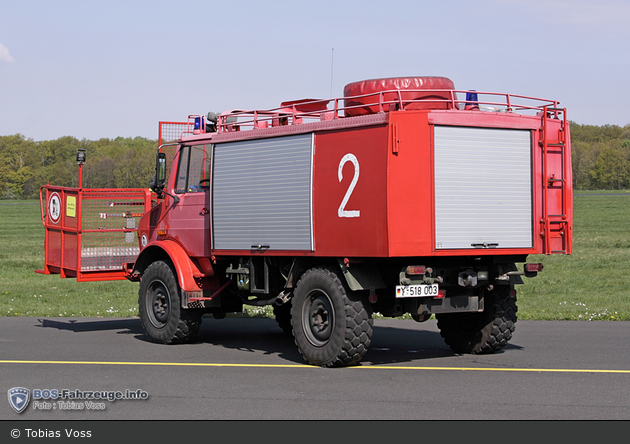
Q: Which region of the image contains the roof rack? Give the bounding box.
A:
[214,89,560,134]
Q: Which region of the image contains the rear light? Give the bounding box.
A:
[406,265,426,275]
[525,263,544,272]
[436,289,446,299]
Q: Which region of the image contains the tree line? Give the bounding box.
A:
[0,135,156,199]
[570,123,630,190]
[1,121,629,199]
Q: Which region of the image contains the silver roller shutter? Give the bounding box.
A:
[212,133,313,251]
[434,126,533,250]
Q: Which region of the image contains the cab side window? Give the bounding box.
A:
[175,145,211,194]
[188,145,211,192]
[175,146,190,194]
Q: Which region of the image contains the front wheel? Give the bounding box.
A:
[138,260,202,344]
[291,267,373,367]
[436,286,517,354]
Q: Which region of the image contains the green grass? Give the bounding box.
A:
[1,195,629,320]
[0,202,140,317]
[573,190,630,195]
[517,194,630,321]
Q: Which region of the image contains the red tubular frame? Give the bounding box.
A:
[36,185,153,282]
[215,89,560,134]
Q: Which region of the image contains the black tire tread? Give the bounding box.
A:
[138,260,201,345]
[273,302,293,335]
[436,285,517,354]
[291,267,372,367]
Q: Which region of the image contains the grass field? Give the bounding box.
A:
[517,193,630,321]
[0,194,628,320]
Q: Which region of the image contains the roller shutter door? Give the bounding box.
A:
[434,126,533,250]
[213,133,313,251]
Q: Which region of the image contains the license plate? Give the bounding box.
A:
[395,284,439,298]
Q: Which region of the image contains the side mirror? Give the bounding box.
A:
[151,152,167,194]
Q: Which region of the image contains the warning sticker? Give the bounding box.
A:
[66,196,76,218]
[48,192,62,224]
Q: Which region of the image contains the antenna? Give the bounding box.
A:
[330,48,334,97]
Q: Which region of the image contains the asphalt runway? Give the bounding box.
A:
[1,316,629,421]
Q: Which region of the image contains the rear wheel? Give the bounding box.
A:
[291,267,373,367]
[436,286,517,354]
[138,260,202,344]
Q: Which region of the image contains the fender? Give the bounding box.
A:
[134,239,212,293]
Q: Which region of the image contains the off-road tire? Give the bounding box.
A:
[273,301,293,335]
[291,267,373,367]
[138,260,202,344]
[436,286,517,354]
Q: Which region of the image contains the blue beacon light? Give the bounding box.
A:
[465,90,479,110]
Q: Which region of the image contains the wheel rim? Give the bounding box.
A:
[302,290,335,347]
[147,280,170,329]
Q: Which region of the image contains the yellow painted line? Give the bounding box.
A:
[0,360,629,374]
[0,360,310,369]
[354,366,630,374]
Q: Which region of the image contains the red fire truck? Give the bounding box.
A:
[37,76,572,367]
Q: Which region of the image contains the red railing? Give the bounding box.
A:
[158,121,190,181]
[214,89,561,133]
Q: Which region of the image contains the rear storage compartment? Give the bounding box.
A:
[433,126,533,250]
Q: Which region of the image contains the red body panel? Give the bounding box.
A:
[312,126,390,256]
[139,239,214,292]
[165,193,211,257]
[386,111,434,256]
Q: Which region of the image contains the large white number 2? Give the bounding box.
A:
[338,153,360,218]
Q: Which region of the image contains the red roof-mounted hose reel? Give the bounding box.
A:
[343,76,456,117]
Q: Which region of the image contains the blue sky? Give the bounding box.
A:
[1,0,629,141]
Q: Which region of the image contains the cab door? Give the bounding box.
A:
[168,144,212,258]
